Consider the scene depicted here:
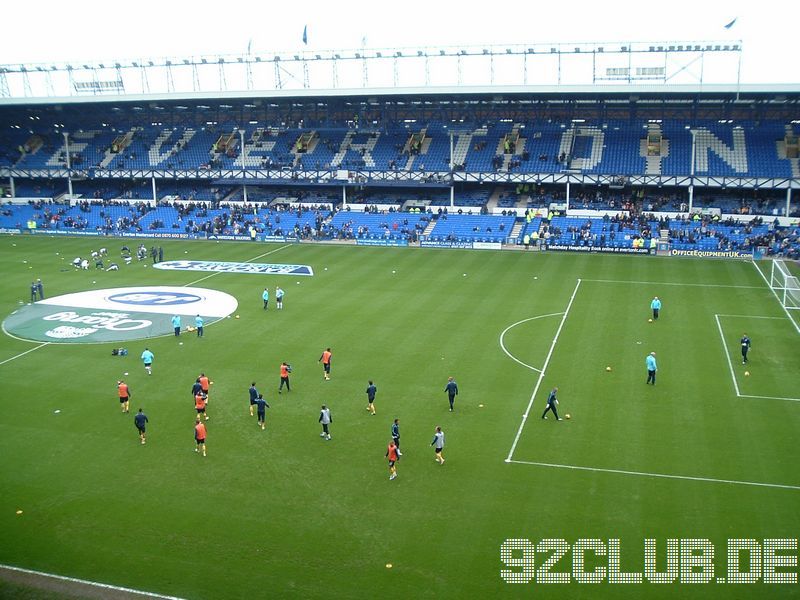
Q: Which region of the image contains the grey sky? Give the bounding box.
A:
[1,0,796,84]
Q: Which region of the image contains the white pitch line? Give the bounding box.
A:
[739,393,800,403]
[507,459,800,492]
[750,261,800,335]
[498,313,565,373]
[714,314,741,397]
[582,278,763,289]
[716,313,800,403]
[505,279,582,463]
[0,342,50,366]
[183,244,293,287]
[715,314,786,320]
[0,564,186,600]
[183,272,225,287]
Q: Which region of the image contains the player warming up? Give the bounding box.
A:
[276,286,284,310]
[255,394,270,430]
[651,296,662,321]
[117,380,131,414]
[741,333,751,364]
[319,405,332,440]
[646,352,658,385]
[141,347,154,375]
[249,382,259,416]
[319,348,332,381]
[195,315,204,337]
[431,426,445,465]
[366,380,377,415]
[279,362,291,393]
[541,387,562,421]
[199,373,211,402]
[444,377,458,412]
[195,391,209,421]
[391,419,403,456]
[191,378,203,403]
[194,418,207,457]
[386,440,399,480]
[171,315,181,336]
[134,408,148,444]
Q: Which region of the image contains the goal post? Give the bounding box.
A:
[770,259,800,310]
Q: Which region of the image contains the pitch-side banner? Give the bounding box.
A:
[669,249,753,259]
[545,244,651,255]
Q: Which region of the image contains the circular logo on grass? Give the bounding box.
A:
[107,291,203,306]
[3,286,238,343]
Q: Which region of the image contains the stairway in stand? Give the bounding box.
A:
[508,220,525,242]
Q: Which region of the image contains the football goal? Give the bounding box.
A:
[770,259,800,310]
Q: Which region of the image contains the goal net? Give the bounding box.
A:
[770,259,800,310]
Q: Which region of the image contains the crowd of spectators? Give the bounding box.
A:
[329,213,428,242]
[3,192,799,258]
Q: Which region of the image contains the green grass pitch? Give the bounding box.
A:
[1,235,799,599]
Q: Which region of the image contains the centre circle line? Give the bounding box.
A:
[499,313,565,373]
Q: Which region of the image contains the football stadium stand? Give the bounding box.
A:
[4,118,799,179]
[1,91,799,257]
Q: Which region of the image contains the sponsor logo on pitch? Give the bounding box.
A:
[154,260,314,276]
[3,286,237,343]
[107,291,202,306]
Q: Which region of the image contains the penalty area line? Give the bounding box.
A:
[715,314,800,403]
[183,243,294,287]
[714,314,741,397]
[506,460,800,492]
[715,314,786,320]
[505,279,582,463]
[0,342,51,367]
[582,278,763,289]
[738,393,800,403]
[0,564,187,600]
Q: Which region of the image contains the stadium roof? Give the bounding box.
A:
[2,83,800,107]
